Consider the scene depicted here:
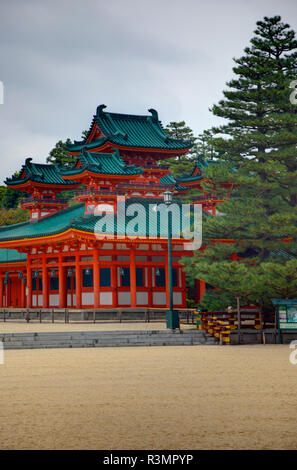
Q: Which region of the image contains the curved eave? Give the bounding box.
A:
[61,169,142,180]
[67,140,192,156]
[0,227,190,248]
[5,180,79,191]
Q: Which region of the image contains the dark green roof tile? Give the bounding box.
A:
[60,149,143,177]
[66,106,192,152]
[5,158,77,187]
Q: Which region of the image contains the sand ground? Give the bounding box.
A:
[0,342,296,450]
[0,320,194,333]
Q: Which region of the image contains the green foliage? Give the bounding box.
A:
[182,15,297,310]
[0,208,29,225]
[47,131,89,167]
[2,187,22,209]
[164,121,197,177]
[46,139,76,167]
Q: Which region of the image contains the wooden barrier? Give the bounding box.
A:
[194,309,275,345]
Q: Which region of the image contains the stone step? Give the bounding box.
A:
[5,341,209,350]
[1,329,216,349]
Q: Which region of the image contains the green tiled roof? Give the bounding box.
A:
[160,173,176,185]
[0,199,193,242]
[5,158,77,187]
[159,173,189,192]
[60,149,143,177]
[66,105,192,152]
[0,204,85,241]
[0,249,27,263]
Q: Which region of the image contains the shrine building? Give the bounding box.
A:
[0,105,222,309]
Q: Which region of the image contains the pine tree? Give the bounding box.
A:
[164,121,197,177]
[2,187,22,210]
[46,139,76,167]
[47,131,89,167]
[183,16,297,309]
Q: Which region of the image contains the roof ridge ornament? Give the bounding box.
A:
[148,108,159,122]
[96,104,106,117]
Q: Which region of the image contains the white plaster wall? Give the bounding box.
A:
[100,292,113,305]
[118,292,131,305]
[49,294,59,306]
[153,292,166,305]
[173,292,182,305]
[82,292,94,305]
[136,292,148,305]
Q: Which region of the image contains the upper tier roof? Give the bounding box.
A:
[60,149,143,177]
[66,105,193,153]
[5,158,77,187]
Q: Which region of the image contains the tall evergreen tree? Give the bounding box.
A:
[46,138,76,167]
[47,131,89,167]
[183,16,297,309]
[164,121,197,177]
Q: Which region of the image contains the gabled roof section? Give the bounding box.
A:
[5,158,77,187]
[66,105,193,152]
[60,149,143,177]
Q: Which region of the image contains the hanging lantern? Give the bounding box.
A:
[3,279,8,285]
[163,190,173,205]
[67,268,73,277]
[119,268,125,276]
[4,271,9,279]
[33,270,39,278]
[18,271,23,279]
[50,269,56,277]
[156,268,161,276]
[23,277,27,285]
[85,267,91,276]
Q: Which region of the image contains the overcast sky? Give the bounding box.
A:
[0,0,296,182]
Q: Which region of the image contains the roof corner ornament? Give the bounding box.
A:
[96,104,106,117]
[148,108,159,122]
[25,157,33,167]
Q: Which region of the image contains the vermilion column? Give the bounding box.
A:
[75,254,82,309]
[27,254,32,308]
[59,254,66,308]
[42,255,48,308]
[93,247,100,307]
[21,274,25,308]
[130,248,136,307]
